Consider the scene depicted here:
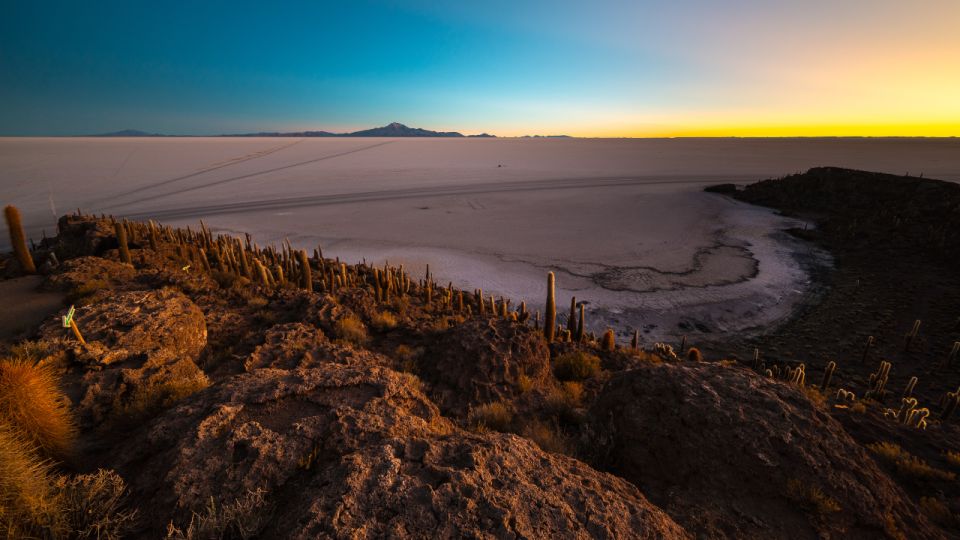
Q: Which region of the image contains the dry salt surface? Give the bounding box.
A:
[3,137,960,342]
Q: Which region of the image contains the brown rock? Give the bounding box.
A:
[39,289,209,427]
[104,363,687,538]
[586,362,939,539]
[244,322,390,371]
[420,318,551,415]
[43,256,136,294]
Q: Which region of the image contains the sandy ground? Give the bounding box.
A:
[2,137,959,341]
[0,276,64,340]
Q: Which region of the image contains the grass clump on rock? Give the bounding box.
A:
[553,351,601,382]
[468,401,513,432]
[334,314,369,345]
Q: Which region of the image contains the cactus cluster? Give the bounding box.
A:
[866,361,892,401]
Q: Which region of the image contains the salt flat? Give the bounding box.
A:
[3,137,959,341]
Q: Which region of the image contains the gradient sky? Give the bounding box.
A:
[1,0,958,137]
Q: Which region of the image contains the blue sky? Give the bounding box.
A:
[1,0,958,136]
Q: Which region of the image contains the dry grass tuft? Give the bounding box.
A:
[0,358,76,459]
[165,489,268,540]
[468,402,513,432]
[521,419,573,455]
[553,352,601,382]
[801,386,828,408]
[334,314,369,345]
[394,344,421,373]
[516,374,534,394]
[868,441,956,481]
[370,310,399,331]
[945,450,960,469]
[112,362,210,424]
[0,423,59,536]
[919,496,955,526]
[56,469,138,539]
[786,478,842,514]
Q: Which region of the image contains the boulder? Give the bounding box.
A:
[104,363,687,539]
[420,318,551,415]
[39,289,208,427]
[586,362,938,539]
[243,322,390,371]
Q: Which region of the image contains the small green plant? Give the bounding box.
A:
[553,352,601,381]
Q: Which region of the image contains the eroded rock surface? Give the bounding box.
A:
[420,318,551,415]
[39,289,208,427]
[586,362,938,539]
[244,322,390,371]
[104,364,688,539]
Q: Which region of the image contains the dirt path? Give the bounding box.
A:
[0,276,64,340]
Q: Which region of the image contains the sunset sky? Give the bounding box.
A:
[1,0,958,137]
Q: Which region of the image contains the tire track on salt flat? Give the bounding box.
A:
[121,174,737,222]
[105,140,395,210]
[93,138,306,205]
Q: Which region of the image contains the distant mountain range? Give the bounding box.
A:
[89,123,502,138]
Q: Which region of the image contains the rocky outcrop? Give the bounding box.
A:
[39,289,208,427]
[586,362,938,539]
[43,256,136,294]
[420,318,551,415]
[243,322,390,371]
[102,363,688,538]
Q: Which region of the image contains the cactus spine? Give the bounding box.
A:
[3,205,36,273]
[544,272,556,342]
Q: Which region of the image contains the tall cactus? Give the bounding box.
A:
[3,205,36,273]
[820,361,836,391]
[601,328,615,352]
[567,297,577,332]
[114,221,132,264]
[575,304,585,343]
[296,249,312,292]
[544,272,556,342]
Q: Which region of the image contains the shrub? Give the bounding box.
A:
[786,478,841,514]
[544,385,583,426]
[553,352,601,381]
[334,314,368,345]
[521,419,573,455]
[867,442,956,481]
[370,310,398,331]
[0,359,76,459]
[945,450,960,469]
[165,489,268,540]
[0,423,59,535]
[919,496,954,526]
[516,374,534,394]
[468,402,513,432]
[394,344,421,373]
[112,362,210,424]
[56,469,138,539]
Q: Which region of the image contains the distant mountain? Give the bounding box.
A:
[90,129,167,137]
[227,122,476,138]
[88,123,500,138]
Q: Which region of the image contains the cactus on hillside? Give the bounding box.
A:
[601,329,615,352]
[114,221,132,264]
[820,361,837,391]
[296,250,312,292]
[544,272,556,342]
[3,205,36,274]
